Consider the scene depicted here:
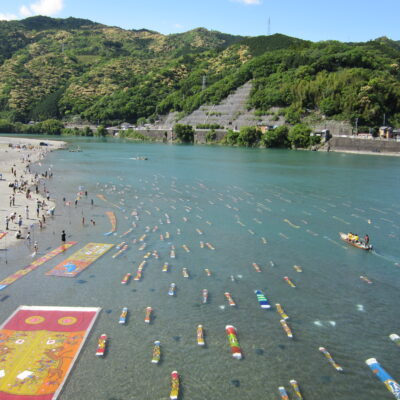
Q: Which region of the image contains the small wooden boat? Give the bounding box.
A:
[278,386,289,400]
[200,241,205,248]
[293,265,302,272]
[225,325,242,359]
[170,371,180,400]
[143,251,152,259]
[197,325,205,346]
[276,303,289,320]
[280,319,293,339]
[204,268,211,276]
[162,262,169,272]
[152,341,161,364]
[254,290,270,309]
[121,273,131,285]
[319,347,343,371]
[119,307,128,324]
[96,334,107,356]
[168,283,176,296]
[284,276,296,288]
[145,307,152,324]
[182,244,190,253]
[160,234,164,241]
[290,379,303,399]
[202,289,208,304]
[182,268,189,278]
[252,263,261,272]
[138,243,146,251]
[366,358,400,399]
[389,333,400,346]
[170,246,176,259]
[196,228,203,235]
[205,242,215,250]
[339,232,372,250]
[224,292,236,306]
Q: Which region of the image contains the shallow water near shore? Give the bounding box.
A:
[1,136,400,400]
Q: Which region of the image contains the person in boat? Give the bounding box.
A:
[347,232,354,241]
[364,234,369,245]
[354,234,359,243]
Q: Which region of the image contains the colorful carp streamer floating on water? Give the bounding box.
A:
[104,211,117,236]
[0,242,77,291]
[283,219,300,229]
[0,305,100,400]
[97,194,124,211]
[46,243,114,277]
[366,358,400,399]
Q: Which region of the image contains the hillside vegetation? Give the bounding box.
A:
[0,16,399,129]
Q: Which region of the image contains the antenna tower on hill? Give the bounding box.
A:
[268,17,271,36]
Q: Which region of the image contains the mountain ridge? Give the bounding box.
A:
[0,16,399,128]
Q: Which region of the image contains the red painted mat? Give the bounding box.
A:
[0,305,100,400]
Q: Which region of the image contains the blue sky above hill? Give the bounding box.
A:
[0,0,399,42]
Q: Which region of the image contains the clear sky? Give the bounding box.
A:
[0,0,399,42]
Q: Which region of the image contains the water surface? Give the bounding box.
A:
[1,138,400,400]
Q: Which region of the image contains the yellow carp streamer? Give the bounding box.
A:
[283,219,300,229]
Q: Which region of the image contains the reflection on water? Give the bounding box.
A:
[1,138,400,400]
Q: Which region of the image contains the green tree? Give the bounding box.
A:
[95,125,107,137]
[236,126,262,147]
[83,126,93,136]
[288,124,312,148]
[222,129,239,145]
[0,119,15,133]
[174,124,194,143]
[205,129,217,143]
[262,125,289,148]
[39,119,64,135]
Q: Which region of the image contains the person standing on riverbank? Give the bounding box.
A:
[61,230,66,243]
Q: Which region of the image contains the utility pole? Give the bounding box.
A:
[383,113,386,126]
[355,117,358,134]
[268,17,271,36]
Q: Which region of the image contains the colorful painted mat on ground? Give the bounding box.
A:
[0,305,100,400]
[0,242,77,291]
[46,243,114,277]
[0,232,7,240]
[104,211,117,236]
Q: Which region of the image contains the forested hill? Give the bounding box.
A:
[0,16,399,128]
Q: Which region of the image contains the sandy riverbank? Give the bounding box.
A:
[0,136,66,250]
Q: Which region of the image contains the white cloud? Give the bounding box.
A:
[173,23,184,29]
[20,0,64,17]
[233,0,262,4]
[20,5,33,17]
[0,13,18,21]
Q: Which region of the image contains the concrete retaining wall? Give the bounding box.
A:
[328,136,400,154]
